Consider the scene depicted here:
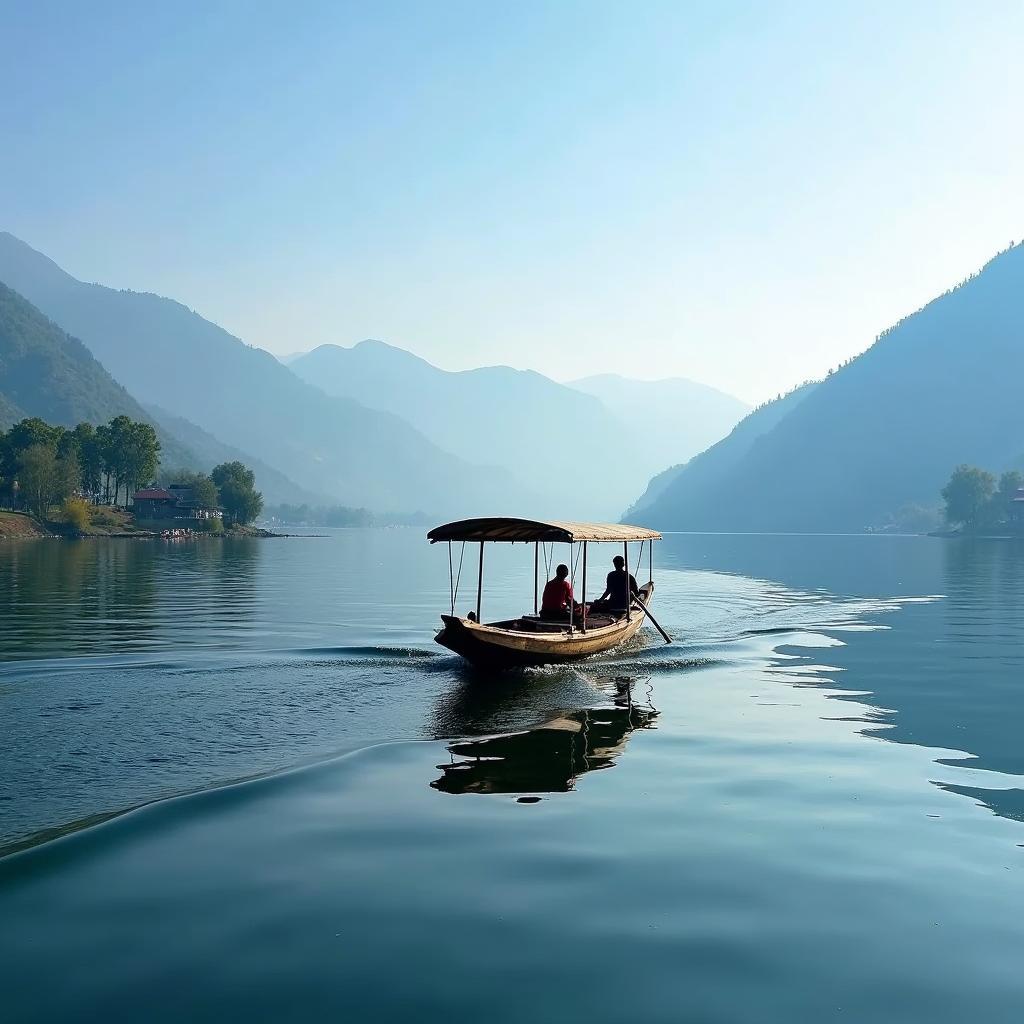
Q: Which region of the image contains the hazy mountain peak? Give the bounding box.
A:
[570,371,747,406]
[352,338,398,351]
[0,231,75,283]
[291,340,751,517]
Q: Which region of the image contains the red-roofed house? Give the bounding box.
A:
[133,488,177,519]
[132,486,223,522]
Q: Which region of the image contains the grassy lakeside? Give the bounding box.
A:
[0,506,281,540]
[0,510,51,538]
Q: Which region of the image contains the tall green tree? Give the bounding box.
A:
[211,461,263,526]
[95,421,114,503]
[5,417,62,456]
[123,420,160,499]
[100,415,133,506]
[987,470,1024,526]
[18,444,58,515]
[3,419,68,510]
[57,450,80,504]
[996,470,1023,504]
[18,444,78,516]
[93,415,158,505]
[942,465,996,528]
[0,428,10,507]
[70,423,103,500]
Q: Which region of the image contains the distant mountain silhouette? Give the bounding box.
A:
[0,233,525,514]
[290,341,747,518]
[290,340,628,516]
[636,243,1024,531]
[0,280,193,466]
[567,373,749,476]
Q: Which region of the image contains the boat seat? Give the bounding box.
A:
[509,618,568,633]
[518,614,619,631]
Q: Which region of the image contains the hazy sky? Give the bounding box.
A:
[2,1,1023,403]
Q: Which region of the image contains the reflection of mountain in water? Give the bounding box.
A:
[432,693,657,796]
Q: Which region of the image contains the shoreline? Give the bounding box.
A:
[928,528,1024,540]
[0,510,295,541]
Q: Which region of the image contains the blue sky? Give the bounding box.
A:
[2,0,1022,402]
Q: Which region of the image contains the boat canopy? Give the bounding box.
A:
[427,517,661,544]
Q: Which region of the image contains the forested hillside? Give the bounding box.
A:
[1,281,152,428]
[0,390,23,426]
[636,243,1024,531]
[0,233,528,515]
[0,281,193,467]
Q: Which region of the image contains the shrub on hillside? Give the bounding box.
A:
[62,497,91,532]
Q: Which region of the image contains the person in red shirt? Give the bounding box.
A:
[540,564,584,622]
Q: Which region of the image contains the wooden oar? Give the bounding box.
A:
[633,596,672,644]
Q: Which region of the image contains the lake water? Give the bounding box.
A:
[2,531,1023,1022]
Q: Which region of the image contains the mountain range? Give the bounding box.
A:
[634,243,1024,532]
[289,341,748,518]
[16,224,1012,533]
[0,233,528,515]
[0,230,749,518]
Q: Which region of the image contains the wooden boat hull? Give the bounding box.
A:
[435,582,655,669]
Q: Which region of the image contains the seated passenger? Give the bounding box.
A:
[590,554,640,614]
[540,564,584,622]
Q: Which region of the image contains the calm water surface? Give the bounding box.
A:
[1,531,1023,1022]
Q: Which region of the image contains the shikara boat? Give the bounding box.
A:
[427,517,667,669]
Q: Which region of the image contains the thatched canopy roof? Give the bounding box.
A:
[427,517,661,544]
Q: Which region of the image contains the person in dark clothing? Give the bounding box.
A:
[540,563,584,622]
[591,555,639,614]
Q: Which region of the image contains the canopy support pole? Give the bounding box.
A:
[649,540,653,584]
[448,541,455,615]
[476,542,484,622]
[568,542,574,635]
[534,542,539,615]
[582,541,588,633]
[624,541,631,622]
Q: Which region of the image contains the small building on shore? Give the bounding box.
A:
[133,487,222,522]
[1011,488,1024,526]
[133,488,177,519]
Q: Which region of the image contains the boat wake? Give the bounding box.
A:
[294,644,443,667]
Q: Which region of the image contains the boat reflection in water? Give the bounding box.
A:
[432,679,658,797]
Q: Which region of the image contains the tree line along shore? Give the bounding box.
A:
[939,465,1024,535]
[0,415,266,538]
